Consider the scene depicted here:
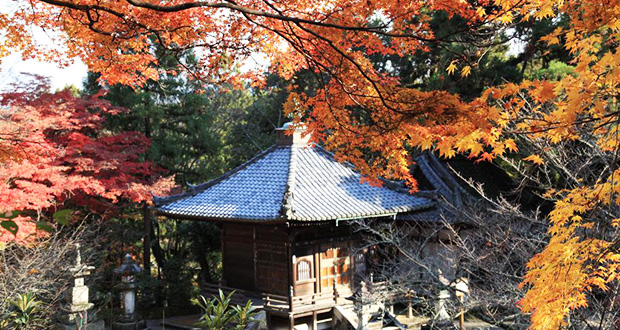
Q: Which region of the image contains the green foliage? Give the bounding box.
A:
[0,220,18,236]
[365,12,572,102]
[35,221,53,233]
[365,11,521,101]
[1,292,45,329]
[0,211,20,236]
[0,211,19,220]
[83,48,279,185]
[53,209,73,226]
[192,290,260,330]
[524,59,575,81]
[230,300,261,330]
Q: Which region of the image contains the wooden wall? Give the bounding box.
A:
[222,221,364,298]
[256,225,289,295]
[222,223,257,291]
[222,223,290,295]
[291,223,360,297]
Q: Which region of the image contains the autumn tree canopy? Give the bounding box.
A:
[2,0,620,328]
[0,85,173,245]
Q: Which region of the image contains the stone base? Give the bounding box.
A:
[112,319,147,330]
[57,305,96,324]
[56,319,105,330]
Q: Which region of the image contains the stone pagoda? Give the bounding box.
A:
[56,243,104,330]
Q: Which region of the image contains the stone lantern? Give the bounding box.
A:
[112,254,145,330]
[346,281,370,330]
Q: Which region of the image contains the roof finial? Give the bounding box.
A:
[75,243,82,266]
[275,122,310,147]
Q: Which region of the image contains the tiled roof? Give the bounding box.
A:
[412,151,545,210]
[396,207,453,223]
[156,144,433,222]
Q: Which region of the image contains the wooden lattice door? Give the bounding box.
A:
[294,255,315,296]
[319,242,350,292]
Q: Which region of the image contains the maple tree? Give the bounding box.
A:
[2,0,620,328]
[0,84,174,246]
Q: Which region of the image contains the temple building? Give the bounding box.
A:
[154,123,435,329]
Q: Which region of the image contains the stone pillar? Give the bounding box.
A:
[56,244,105,330]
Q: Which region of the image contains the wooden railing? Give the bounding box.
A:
[262,288,339,314]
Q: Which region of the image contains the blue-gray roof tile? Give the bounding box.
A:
[156,144,433,222]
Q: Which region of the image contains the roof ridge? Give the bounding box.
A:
[426,152,469,194]
[153,145,280,206]
[417,154,452,194]
[280,144,301,220]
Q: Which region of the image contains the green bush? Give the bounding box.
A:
[1,292,44,329]
[192,290,261,330]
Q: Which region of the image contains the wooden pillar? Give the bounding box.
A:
[220,224,226,286]
[287,226,294,296]
[292,249,297,296]
[289,314,295,330]
[333,271,339,305]
[266,311,272,329]
[348,238,353,292]
[253,227,258,291]
[143,204,151,275]
[407,300,413,319]
[289,286,294,312]
[312,311,318,330]
[315,244,321,293]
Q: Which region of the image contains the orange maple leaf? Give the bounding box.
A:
[524,154,545,165]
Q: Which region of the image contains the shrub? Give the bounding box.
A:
[193,290,261,330]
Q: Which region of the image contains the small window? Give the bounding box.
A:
[297,260,311,281]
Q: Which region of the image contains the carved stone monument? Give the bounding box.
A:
[56,244,105,330]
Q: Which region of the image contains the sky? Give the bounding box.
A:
[0,2,89,92]
[0,50,271,93]
[0,53,88,92]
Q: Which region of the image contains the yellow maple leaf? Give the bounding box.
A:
[446,60,457,75]
[498,12,513,24]
[461,65,471,77]
[524,154,544,165]
[541,34,560,46]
